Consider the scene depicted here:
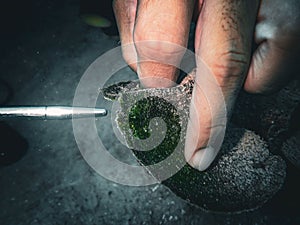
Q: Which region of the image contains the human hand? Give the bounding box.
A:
[113,0,300,171]
[113,0,195,87]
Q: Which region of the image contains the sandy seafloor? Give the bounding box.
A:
[0,0,299,224]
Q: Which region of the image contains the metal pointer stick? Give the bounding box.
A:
[0,106,107,120]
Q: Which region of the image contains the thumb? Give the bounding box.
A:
[185,0,259,171]
[184,66,227,171]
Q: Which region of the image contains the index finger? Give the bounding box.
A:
[133,0,195,87]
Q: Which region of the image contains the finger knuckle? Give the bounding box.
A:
[133,29,185,62]
[209,50,249,83]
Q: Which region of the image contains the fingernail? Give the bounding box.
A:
[197,146,216,171]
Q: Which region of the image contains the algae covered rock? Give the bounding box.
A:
[102,76,286,213]
[163,128,286,213]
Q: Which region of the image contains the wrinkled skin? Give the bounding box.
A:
[113,0,300,171]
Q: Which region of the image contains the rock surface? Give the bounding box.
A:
[103,76,287,213]
[232,80,300,154]
[282,131,300,169]
[163,128,286,213]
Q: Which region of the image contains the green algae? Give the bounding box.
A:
[103,79,286,213]
[128,96,181,165]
